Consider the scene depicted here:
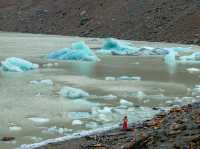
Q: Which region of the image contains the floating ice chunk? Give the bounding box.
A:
[30,79,54,85]
[1,57,39,72]
[99,38,139,55]
[105,76,116,81]
[9,126,22,131]
[68,112,91,120]
[28,117,49,124]
[118,76,141,81]
[59,86,89,99]
[72,120,83,125]
[47,41,99,61]
[120,99,133,107]
[42,126,73,135]
[85,122,98,129]
[186,68,200,73]
[102,94,117,100]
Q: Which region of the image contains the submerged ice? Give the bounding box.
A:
[1,57,39,72]
[47,41,99,61]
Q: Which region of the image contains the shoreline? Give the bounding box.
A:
[25,102,200,149]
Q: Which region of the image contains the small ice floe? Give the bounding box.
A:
[173,98,184,106]
[59,86,89,99]
[1,57,39,72]
[68,112,91,120]
[30,79,54,85]
[105,76,116,81]
[47,41,99,61]
[72,120,83,125]
[28,117,49,124]
[102,94,117,100]
[85,122,98,129]
[186,68,200,74]
[9,126,22,132]
[30,136,43,142]
[120,99,133,108]
[117,76,141,81]
[42,126,73,135]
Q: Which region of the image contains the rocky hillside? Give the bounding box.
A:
[0,0,199,44]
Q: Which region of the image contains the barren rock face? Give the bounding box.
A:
[0,0,199,45]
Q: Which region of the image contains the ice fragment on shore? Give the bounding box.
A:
[1,57,39,72]
[47,41,99,61]
[59,86,89,99]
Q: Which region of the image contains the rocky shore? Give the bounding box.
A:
[38,102,200,149]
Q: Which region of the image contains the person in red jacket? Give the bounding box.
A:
[122,116,128,130]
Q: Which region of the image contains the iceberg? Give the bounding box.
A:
[1,57,39,72]
[59,86,89,99]
[99,38,139,55]
[47,41,99,61]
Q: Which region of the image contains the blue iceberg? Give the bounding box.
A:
[1,57,39,72]
[98,38,139,55]
[47,41,99,61]
[164,50,177,74]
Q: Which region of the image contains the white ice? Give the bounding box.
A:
[59,86,89,99]
[1,57,39,72]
